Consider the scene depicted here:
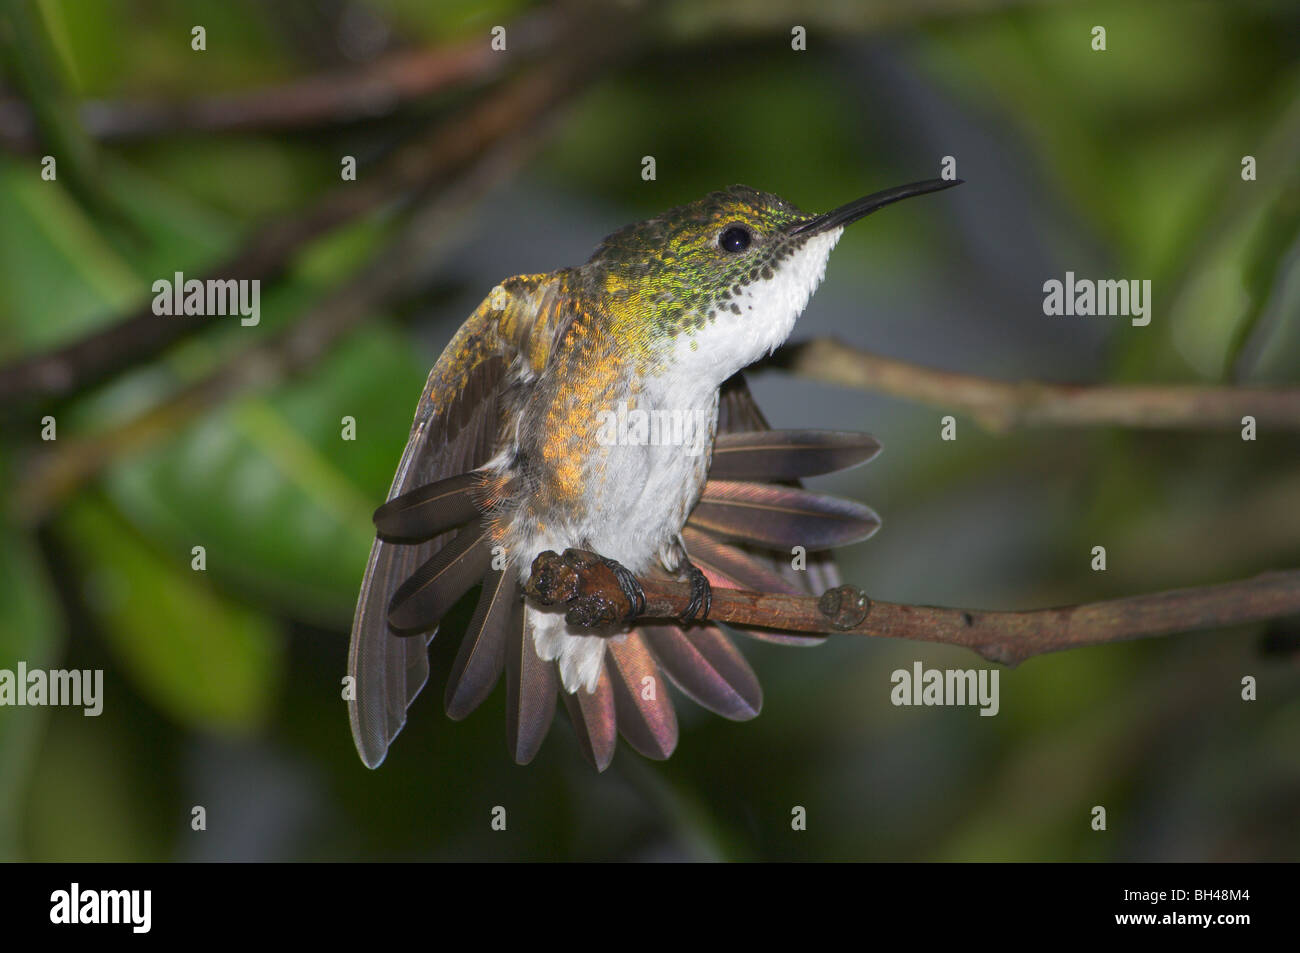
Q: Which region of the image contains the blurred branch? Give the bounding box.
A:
[770,338,1300,431]
[0,10,618,409]
[662,0,1054,38]
[525,549,1300,667]
[13,35,629,521]
[0,16,559,149]
[0,0,1073,152]
[0,0,1041,152]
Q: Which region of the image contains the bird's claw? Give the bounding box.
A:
[678,563,711,624]
[600,555,645,624]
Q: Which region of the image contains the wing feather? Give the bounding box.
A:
[707,374,852,596]
[348,274,571,768]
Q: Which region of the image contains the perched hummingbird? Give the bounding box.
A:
[349,177,961,770]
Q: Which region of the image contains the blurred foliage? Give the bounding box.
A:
[0,0,1297,861]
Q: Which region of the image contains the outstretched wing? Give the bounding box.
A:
[348,273,572,768]
[701,373,876,604]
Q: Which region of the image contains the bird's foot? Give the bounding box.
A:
[527,549,646,629]
[678,561,711,624]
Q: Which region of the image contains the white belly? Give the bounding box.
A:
[522,384,718,693]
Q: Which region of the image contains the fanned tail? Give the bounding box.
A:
[607,633,678,760]
[562,425,880,766]
[362,387,882,770]
[559,664,617,771]
[508,612,558,764]
[641,623,762,720]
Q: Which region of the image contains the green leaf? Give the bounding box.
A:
[0,150,235,357]
[0,158,138,355]
[56,495,282,732]
[103,324,428,624]
[0,511,63,861]
[0,0,125,227]
[1226,179,1300,376]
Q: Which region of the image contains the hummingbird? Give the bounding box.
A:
[348,177,962,770]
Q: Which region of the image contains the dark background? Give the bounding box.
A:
[1,0,1298,861]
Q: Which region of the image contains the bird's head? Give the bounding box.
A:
[585,178,961,380]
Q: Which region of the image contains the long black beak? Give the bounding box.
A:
[788,177,963,237]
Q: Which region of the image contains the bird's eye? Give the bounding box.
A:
[718,226,752,253]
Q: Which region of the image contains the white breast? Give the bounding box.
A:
[520,228,842,693]
[668,227,843,381]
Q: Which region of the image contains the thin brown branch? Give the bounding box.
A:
[0,15,560,150]
[770,338,1300,432]
[525,549,1300,666]
[0,19,609,409]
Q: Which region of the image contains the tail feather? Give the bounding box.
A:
[445,567,517,720]
[682,527,827,647]
[607,634,678,759]
[682,526,805,595]
[507,613,558,764]
[641,624,762,720]
[560,665,617,772]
